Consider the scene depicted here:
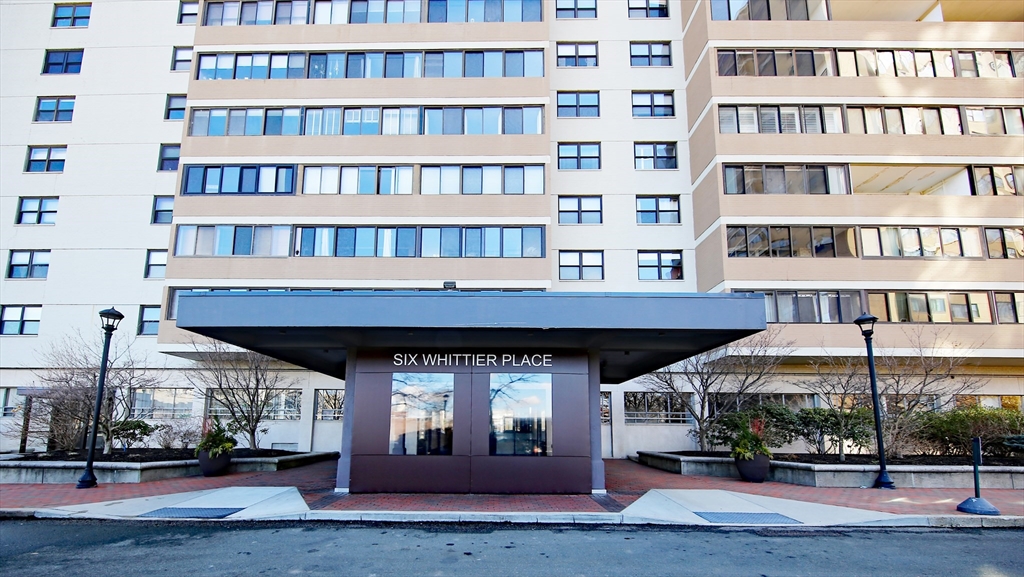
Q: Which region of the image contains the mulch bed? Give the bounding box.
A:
[669,451,1024,467]
[11,448,301,463]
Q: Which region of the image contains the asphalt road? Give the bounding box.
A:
[1,520,1021,577]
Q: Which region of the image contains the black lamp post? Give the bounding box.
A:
[76,307,123,489]
[853,312,895,490]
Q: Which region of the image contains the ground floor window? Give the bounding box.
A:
[600,391,611,424]
[389,373,454,455]
[955,395,1022,411]
[207,389,301,420]
[131,388,194,418]
[489,373,552,456]
[624,392,690,424]
[315,389,345,419]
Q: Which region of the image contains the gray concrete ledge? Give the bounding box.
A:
[636,451,1024,489]
[0,452,339,484]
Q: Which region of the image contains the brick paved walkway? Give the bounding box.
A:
[2,459,1021,517]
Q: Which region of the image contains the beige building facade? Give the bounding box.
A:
[1,0,1022,457]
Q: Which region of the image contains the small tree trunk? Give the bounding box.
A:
[249,431,258,450]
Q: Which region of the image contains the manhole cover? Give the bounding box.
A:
[693,512,801,525]
[139,507,244,519]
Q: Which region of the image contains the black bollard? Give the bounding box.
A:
[956,437,1000,516]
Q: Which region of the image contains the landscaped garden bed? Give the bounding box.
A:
[9,448,298,463]
[669,451,1024,467]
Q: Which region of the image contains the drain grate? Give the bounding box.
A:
[139,507,244,519]
[693,512,801,525]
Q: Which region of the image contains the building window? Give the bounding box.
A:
[556,43,598,67]
[7,250,50,279]
[635,196,679,224]
[729,226,858,258]
[557,143,600,170]
[632,92,674,117]
[178,1,198,23]
[423,0,542,23]
[182,165,296,194]
[710,0,824,20]
[558,196,602,224]
[137,306,161,335]
[556,0,596,18]
[624,392,690,424]
[389,373,454,455]
[866,291,993,324]
[16,197,58,225]
[175,225,292,256]
[861,226,983,259]
[165,95,186,120]
[718,48,834,77]
[158,145,180,171]
[743,290,863,324]
[35,97,75,122]
[145,250,167,279]
[719,105,845,134]
[172,47,193,71]
[52,3,90,26]
[638,251,682,280]
[985,228,1024,259]
[559,251,603,280]
[152,196,174,224]
[489,373,551,456]
[130,388,193,419]
[971,166,1023,196]
[845,106,961,136]
[43,49,83,74]
[315,389,345,420]
[994,293,1024,324]
[205,1,310,26]
[630,42,671,66]
[419,165,544,195]
[2,388,24,417]
[724,164,850,195]
[26,146,66,172]
[965,107,1024,136]
[1,306,41,335]
[556,92,599,118]
[634,143,676,170]
[208,389,301,420]
[628,0,667,18]
[600,391,611,424]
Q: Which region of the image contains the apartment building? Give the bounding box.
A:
[1,1,1021,487]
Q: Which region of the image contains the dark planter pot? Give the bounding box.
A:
[197,450,232,477]
[735,454,770,483]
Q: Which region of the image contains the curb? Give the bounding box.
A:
[3,508,1021,528]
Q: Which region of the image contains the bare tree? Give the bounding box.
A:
[184,339,295,449]
[794,350,872,462]
[639,326,794,452]
[10,331,164,452]
[874,326,985,458]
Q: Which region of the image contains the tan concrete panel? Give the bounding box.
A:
[686,56,713,132]
[172,192,552,218]
[193,22,550,47]
[706,20,1024,45]
[722,256,1024,284]
[166,254,550,281]
[688,113,719,178]
[717,193,1024,220]
[691,169,722,235]
[695,226,725,292]
[715,133,1022,161]
[772,323,1024,354]
[682,0,709,76]
[182,134,550,158]
[711,77,1024,101]
[186,77,550,101]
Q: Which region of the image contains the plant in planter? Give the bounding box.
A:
[195,418,237,477]
[731,418,772,483]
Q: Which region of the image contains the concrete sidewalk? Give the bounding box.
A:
[3,459,1022,528]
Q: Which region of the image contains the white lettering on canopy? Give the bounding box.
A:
[392,353,553,368]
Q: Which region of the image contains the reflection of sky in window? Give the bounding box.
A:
[490,373,551,420]
[392,372,454,413]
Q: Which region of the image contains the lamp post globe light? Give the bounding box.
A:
[853,312,895,490]
[76,307,124,489]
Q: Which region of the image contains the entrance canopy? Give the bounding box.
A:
[175,292,766,383]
